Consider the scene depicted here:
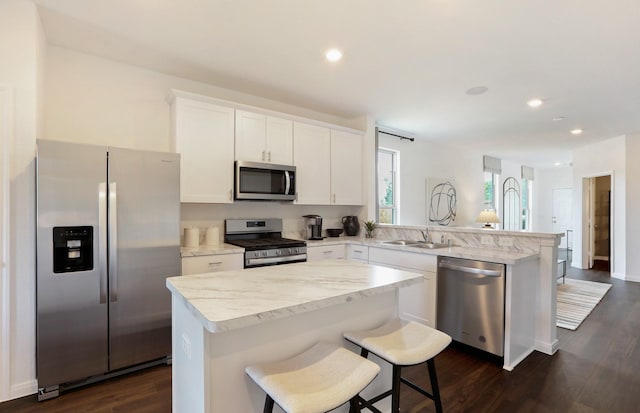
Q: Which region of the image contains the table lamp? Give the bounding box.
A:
[476,209,500,229]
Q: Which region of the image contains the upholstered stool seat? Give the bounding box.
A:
[246,341,381,413]
[344,318,452,413]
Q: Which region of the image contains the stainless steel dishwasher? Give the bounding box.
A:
[437,257,505,356]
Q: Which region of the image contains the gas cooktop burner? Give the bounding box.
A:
[226,237,305,250]
[224,218,307,268]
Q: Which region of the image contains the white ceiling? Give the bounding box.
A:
[32,0,640,167]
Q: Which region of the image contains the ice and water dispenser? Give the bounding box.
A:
[52,226,93,273]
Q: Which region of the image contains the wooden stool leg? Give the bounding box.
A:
[427,358,443,413]
[391,364,401,413]
[264,395,275,413]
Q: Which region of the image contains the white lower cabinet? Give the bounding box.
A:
[347,244,369,262]
[368,247,437,328]
[306,244,346,261]
[181,253,244,275]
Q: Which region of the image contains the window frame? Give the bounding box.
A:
[377,146,399,224]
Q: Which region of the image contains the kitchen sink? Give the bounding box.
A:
[414,242,449,249]
[381,240,449,249]
[381,239,422,246]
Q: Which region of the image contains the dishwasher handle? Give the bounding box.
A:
[439,261,502,277]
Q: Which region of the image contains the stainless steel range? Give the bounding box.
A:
[225,219,307,268]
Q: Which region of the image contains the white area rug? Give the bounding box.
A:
[557,278,612,330]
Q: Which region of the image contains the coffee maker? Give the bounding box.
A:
[303,214,323,240]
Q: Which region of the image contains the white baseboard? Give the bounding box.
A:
[610,272,640,282]
[612,272,626,281]
[503,346,535,371]
[535,338,559,355]
[9,379,37,400]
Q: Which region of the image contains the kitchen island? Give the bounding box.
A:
[166,259,424,413]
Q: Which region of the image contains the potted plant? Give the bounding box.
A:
[362,220,376,238]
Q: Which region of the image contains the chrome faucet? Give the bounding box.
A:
[421,228,430,243]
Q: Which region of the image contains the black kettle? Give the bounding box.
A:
[342,216,360,236]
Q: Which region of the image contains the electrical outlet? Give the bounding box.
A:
[481,235,493,245]
[181,333,191,360]
[499,237,514,247]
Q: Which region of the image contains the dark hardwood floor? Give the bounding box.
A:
[2,263,637,412]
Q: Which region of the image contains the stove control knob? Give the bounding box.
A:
[291,248,298,254]
[262,251,268,257]
[276,250,281,255]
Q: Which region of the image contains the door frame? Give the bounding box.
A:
[581,172,614,271]
[0,85,13,401]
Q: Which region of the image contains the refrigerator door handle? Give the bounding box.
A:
[109,182,118,302]
[98,182,108,304]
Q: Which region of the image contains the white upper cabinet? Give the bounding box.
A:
[235,110,293,165]
[170,97,235,203]
[330,130,363,205]
[293,122,331,204]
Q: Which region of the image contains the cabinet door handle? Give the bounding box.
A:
[333,194,336,204]
[268,151,271,162]
[323,250,333,254]
[208,261,223,266]
[262,150,266,161]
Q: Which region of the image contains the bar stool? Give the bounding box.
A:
[245,341,381,413]
[344,318,452,413]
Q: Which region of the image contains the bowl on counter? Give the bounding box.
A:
[326,228,343,237]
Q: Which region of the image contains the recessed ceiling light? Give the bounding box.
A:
[554,162,562,166]
[527,98,544,108]
[466,86,488,96]
[325,48,343,62]
[552,116,565,121]
[570,128,583,135]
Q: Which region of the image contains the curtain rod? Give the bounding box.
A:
[378,130,415,142]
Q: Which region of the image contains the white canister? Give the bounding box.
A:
[205,227,220,246]
[183,227,200,248]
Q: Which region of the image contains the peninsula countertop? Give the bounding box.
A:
[166,259,423,333]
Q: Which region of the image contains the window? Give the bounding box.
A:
[482,155,502,227]
[483,171,499,211]
[521,178,532,230]
[378,147,398,224]
[521,166,534,231]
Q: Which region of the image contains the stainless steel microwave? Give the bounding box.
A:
[234,161,296,201]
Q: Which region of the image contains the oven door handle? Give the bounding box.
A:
[246,254,306,267]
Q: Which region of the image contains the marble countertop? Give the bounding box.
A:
[306,237,537,265]
[181,243,244,257]
[166,259,423,333]
[180,237,539,265]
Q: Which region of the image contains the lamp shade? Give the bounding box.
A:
[476,210,500,229]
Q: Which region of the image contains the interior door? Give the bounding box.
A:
[107,147,180,370]
[552,188,572,249]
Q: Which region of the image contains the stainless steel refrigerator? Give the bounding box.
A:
[36,139,180,400]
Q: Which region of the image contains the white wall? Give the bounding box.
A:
[45,46,363,150]
[0,0,46,400]
[572,135,626,276]
[378,134,482,227]
[533,166,573,233]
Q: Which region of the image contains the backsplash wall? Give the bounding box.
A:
[181,202,364,245]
